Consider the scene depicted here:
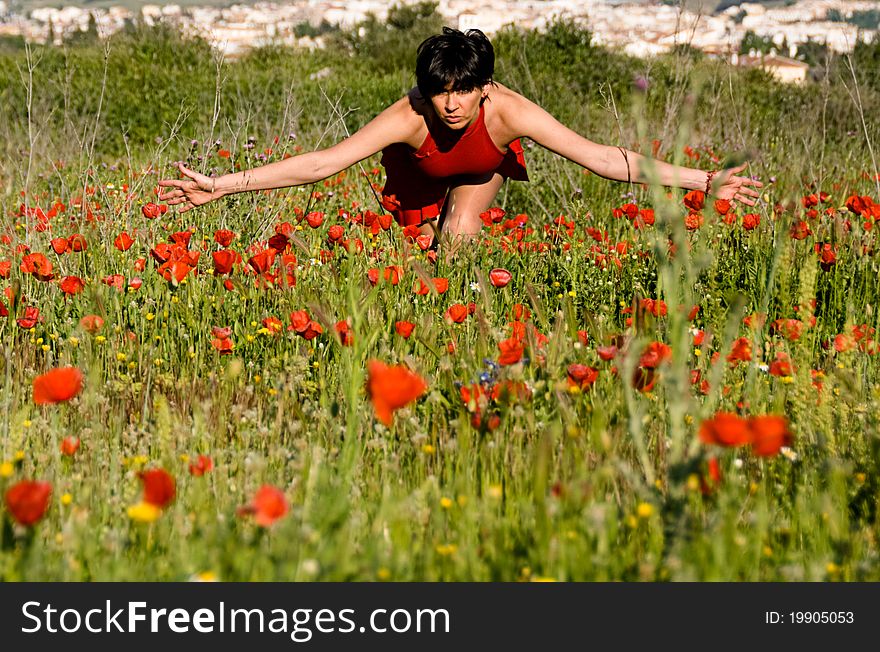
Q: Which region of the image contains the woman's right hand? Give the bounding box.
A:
[158,162,219,213]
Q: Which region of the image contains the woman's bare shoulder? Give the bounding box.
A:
[377,90,429,146]
[488,83,528,106]
[486,83,531,138]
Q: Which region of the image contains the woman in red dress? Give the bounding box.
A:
[159,28,762,255]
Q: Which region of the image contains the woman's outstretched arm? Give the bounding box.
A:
[158,98,418,213]
[503,93,763,206]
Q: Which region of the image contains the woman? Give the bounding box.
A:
[159,27,762,253]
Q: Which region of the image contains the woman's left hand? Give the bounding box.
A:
[712,163,764,207]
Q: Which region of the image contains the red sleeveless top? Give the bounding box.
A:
[380,103,528,227]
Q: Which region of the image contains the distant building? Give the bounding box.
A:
[735,53,810,83]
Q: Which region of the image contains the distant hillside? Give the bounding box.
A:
[6,0,801,16]
[7,0,245,12]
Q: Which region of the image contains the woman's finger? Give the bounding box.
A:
[158,179,183,190]
[178,162,200,182]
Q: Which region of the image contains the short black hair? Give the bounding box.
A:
[415,27,495,98]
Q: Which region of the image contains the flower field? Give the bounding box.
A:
[1,23,880,582]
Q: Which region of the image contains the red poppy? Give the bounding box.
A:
[640,298,667,317]
[631,367,656,392]
[289,310,311,333]
[491,380,532,403]
[635,208,655,228]
[169,231,192,247]
[577,330,589,346]
[0,260,10,278]
[834,333,856,353]
[743,313,766,330]
[267,233,289,253]
[498,337,524,366]
[683,190,705,212]
[395,321,415,338]
[789,221,811,240]
[114,232,135,251]
[157,260,193,284]
[189,455,214,477]
[142,203,162,219]
[17,306,41,329]
[212,326,232,339]
[416,234,433,250]
[741,213,760,231]
[305,212,325,228]
[771,318,805,341]
[5,480,52,526]
[102,274,125,291]
[59,275,85,296]
[489,268,512,288]
[714,199,731,215]
[80,315,104,333]
[33,367,83,405]
[701,457,723,495]
[214,229,235,247]
[366,360,428,426]
[769,352,794,377]
[68,234,87,252]
[727,337,753,364]
[506,307,530,327]
[383,266,403,285]
[684,212,704,230]
[432,278,449,294]
[596,345,617,361]
[328,225,345,242]
[639,342,672,369]
[567,364,599,390]
[335,320,354,346]
[211,337,233,354]
[479,207,506,225]
[212,250,238,275]
[262,317,283,334]
[288,310,323,340]
[816,243,837,271]
[749,415,793,457]
[445,303,468,324]
[239,485,288,527]
[139,468,175,508]
[699,412,752,447]
[845,194,873,216]
[51,237,70,254]
[248,248,276,274]
[61,436,80,456]
[20,252,53,281]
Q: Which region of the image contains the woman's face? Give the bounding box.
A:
[429,84,486,130]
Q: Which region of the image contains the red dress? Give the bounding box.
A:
[379,104,528,227]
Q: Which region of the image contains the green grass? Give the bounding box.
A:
[0,21,879,581]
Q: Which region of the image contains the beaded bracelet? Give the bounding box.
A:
[704,170,717,196]
[210,177,217,195]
